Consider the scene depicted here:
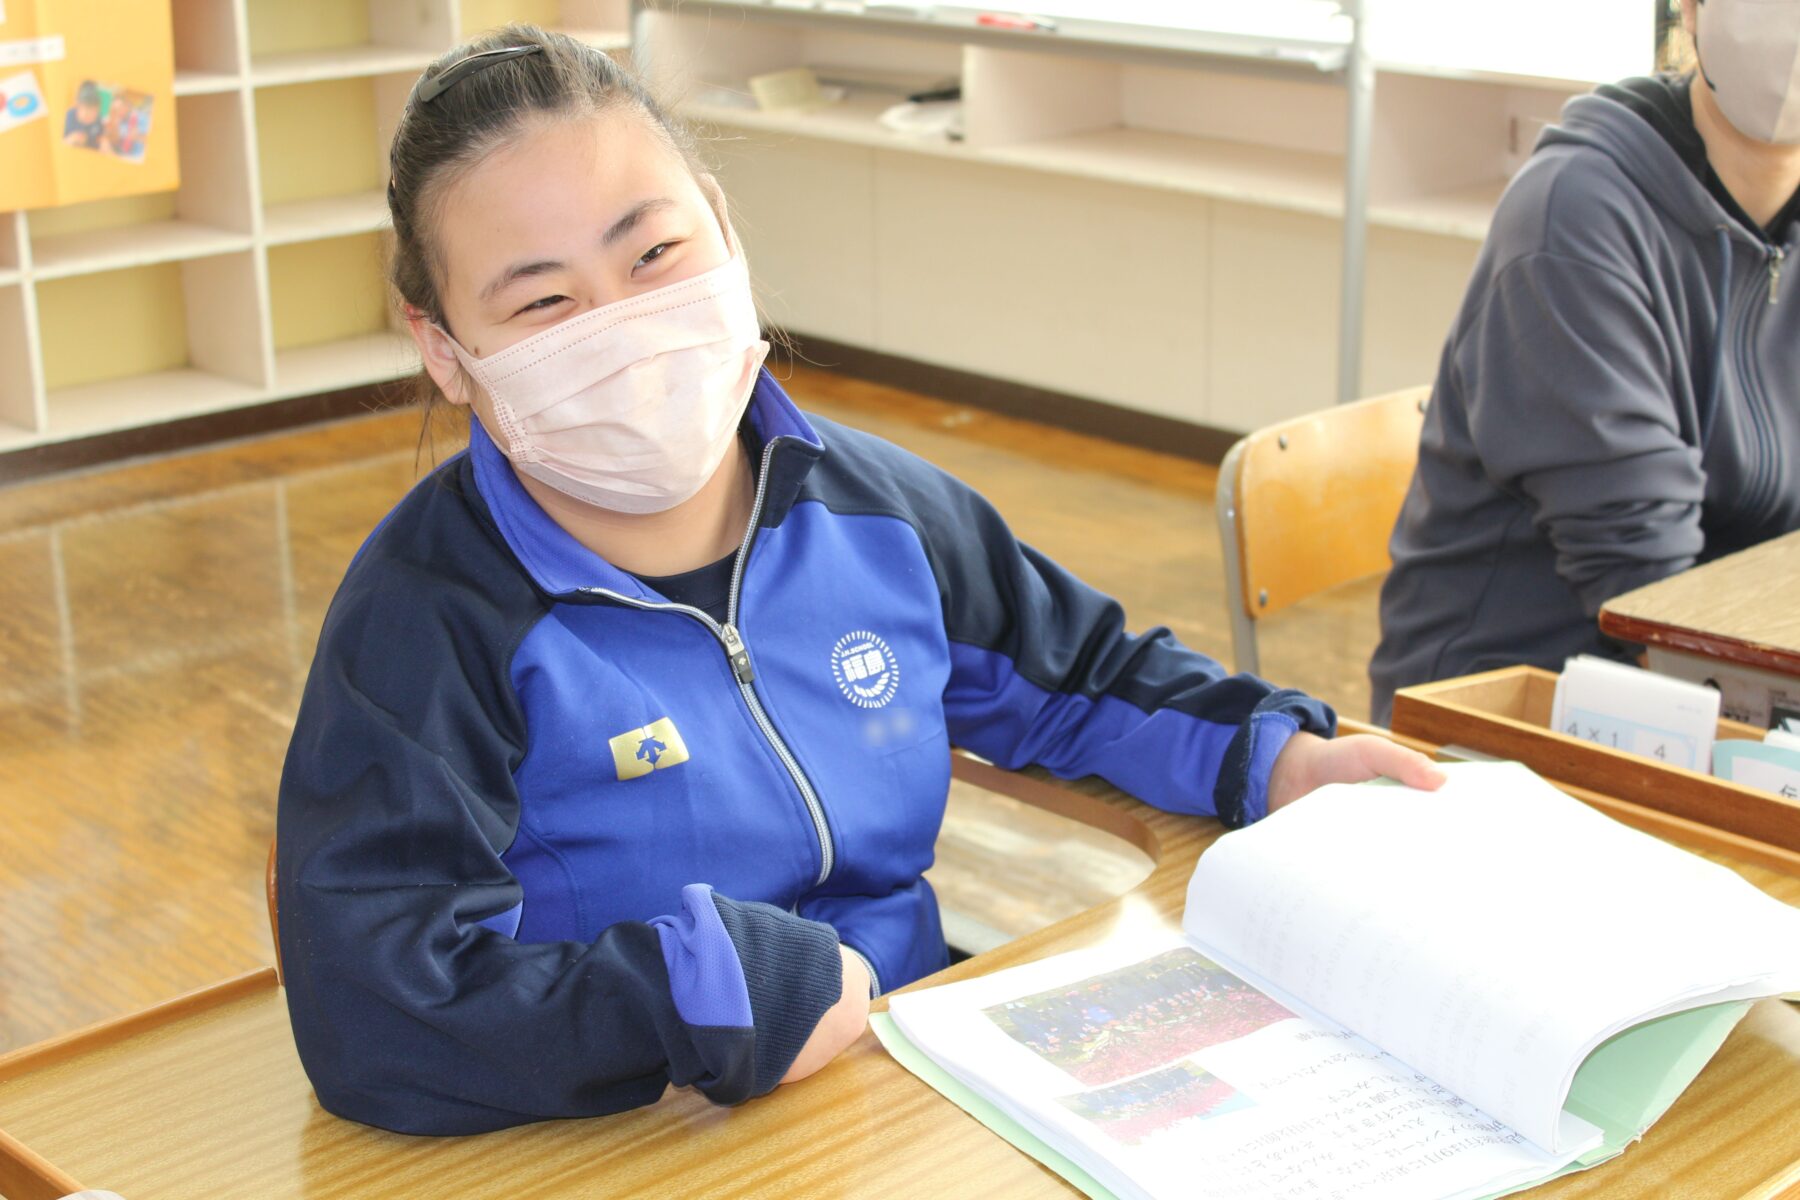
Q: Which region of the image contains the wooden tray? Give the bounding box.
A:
[1391,666,1800,854]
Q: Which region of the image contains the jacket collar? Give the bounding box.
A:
[467,368,825,599]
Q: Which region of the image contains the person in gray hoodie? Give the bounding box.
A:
[1369,0,1800,725]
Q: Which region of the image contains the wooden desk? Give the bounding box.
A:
[2,757,1799,1200]
[1599,530,1800,677]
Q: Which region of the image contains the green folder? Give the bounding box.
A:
[871,1000,1751,1200]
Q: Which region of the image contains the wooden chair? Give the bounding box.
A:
[1214,386,1431,676]
[266,838,282,986]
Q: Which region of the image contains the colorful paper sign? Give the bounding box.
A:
[0,68,45,134]
[0,2,177,210]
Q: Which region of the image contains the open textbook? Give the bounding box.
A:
[879,763,1800,1200]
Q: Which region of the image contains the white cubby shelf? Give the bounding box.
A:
[0,0,630,460]
[658,13,1584,246]
[262,191,391,246]
[636,2,1610,432]
[1,0,1627,460]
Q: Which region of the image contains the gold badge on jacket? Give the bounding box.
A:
[609,717,690,780]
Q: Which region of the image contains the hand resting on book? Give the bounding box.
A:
[1267,732,1446,814]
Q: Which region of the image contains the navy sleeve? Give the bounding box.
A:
[277,532,842,1135]
[896,456,1335,828]
[1455,252,1705,615]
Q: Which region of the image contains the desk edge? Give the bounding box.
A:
[1598,611,1800,679]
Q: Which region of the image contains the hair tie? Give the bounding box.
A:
[415,44,543,105]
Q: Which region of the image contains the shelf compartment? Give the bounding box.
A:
[37,263,194,394]
[692,92,1348,218]
[985,128,1346,218]
[268,232,391,353]
[28,221,255,280]
[27,90,258,279]
[174,69,244,96]
[263,190,389,245]
[172,0,246,82]
[42,368,268,443]
[963,43,1350,205]
[458,0,629,49]
[687,87,975,158]
[1,211,23,276]
[0,284,43,435]
[246,0,452,86]
[687,79,1501,242]
[254,76,402,213]
[249,45,440,87]
[34,252,267,443]
[274,329,420,399]
[37,252,268,416]
[641,7,960,116]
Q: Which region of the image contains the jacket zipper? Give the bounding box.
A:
[581,439,837,887]
[1769,245,1786,305]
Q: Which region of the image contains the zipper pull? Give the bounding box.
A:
[720,623,755,684]
[1771,246,1786,305]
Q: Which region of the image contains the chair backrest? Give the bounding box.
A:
[1215,386,1430,676]
[266,837,283,986]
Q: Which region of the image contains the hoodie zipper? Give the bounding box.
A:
[581,440,836,887]
[1724,236,1784,519]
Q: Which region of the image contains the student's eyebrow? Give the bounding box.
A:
[599,197,677,248]
[479,198,679,305]
[480,258,562,304]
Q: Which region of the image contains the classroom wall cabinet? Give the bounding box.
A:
[0,0,630,458]
[638,4,1593,432]
[0,0,1612,457]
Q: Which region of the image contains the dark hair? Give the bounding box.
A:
[385,25,708,449]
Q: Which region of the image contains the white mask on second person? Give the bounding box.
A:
[446,245,769,515]
[1695,0,1800,145]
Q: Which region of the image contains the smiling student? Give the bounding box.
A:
[1369,0,1800,723]
[275,26,1442,1137]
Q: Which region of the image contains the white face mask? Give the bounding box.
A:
[1695,0,1800,145]
[444,248,769,515]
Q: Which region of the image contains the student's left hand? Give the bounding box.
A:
[1266,732,1446,814]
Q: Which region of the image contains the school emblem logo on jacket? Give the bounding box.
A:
[609,717,690,780]
[831,630,900,708]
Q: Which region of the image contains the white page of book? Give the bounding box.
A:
[889,930,1596,1200]
[1181,763,1800,1153]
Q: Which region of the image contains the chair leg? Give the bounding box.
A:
[266,837,282,987]
[1215,438,1260,677]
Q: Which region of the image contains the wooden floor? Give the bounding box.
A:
[0,364,1381,1051]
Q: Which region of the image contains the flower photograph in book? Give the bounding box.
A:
[1059,1060,1256,1145]
[982,948,1297,1087]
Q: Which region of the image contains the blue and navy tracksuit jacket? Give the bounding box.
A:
[276,370,1335,1135]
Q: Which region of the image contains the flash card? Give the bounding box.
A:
[1550,654,1721,772]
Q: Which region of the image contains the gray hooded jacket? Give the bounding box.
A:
[1369,87,1800,724]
